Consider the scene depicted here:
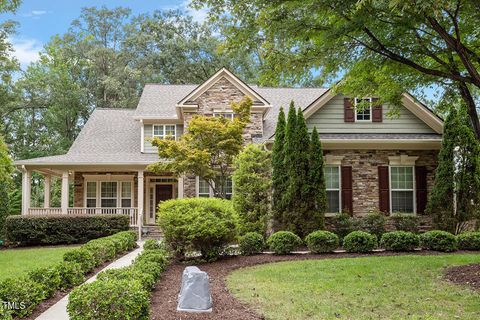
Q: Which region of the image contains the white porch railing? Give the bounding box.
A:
[26,207,139,227]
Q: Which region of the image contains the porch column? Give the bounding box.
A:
[177,176,184,199]
[21,168,31,215]
[61,171,69,214]
[43,175,51,208]
[137,170,144,240]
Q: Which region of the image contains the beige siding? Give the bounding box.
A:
[143,124,184,153]
[306,95,436,134]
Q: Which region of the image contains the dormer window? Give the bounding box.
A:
[354,98,372,122]
[153,124,176,140]
[213,112,234,121]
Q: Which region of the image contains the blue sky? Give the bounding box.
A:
[0,0,206,69]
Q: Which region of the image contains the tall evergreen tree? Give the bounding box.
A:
[282,102,297,219]
[271,107,287,216]
[308,126,327,219]
[427,108,480,233]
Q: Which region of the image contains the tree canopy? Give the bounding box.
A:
[194,0,480,138]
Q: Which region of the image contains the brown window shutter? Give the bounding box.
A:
[378,166,390,213]
[415,166,427,214]
[372,98,382,122]
[341,166,353,214]
[344,98,355,122]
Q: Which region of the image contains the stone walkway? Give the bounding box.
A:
[36,241,145,320]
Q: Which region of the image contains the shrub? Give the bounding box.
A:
[143,239,163,251]
[238,232,265,255]
[305,231,339,253]
[343,231,377,253]
[134,250,168,269]
[28,266,61,298]
[4,214,129,246]
[55,261,85,290]
[267,231,302,255]
[158,198,237,260]
[420,230,457,252]
[97,267,155,291]
[359,212,385,239]
[67,279,149,320]
[0,277,44,318]
[82,239,116,265]
[329,212,358,242]
[389,213,419,233]
[456,232,480,250]
[380,231,419,251]
[63,248,96,273]
[133,260,163,280]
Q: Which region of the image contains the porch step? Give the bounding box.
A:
[141,225,163,240]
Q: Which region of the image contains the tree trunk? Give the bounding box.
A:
[458,83,480,140]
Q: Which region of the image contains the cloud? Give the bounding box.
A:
[9,38,43,68]
[22,10,48,18]
[182,1,209,23]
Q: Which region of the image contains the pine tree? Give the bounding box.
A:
[272,107,287,217]
[308,126,327,222]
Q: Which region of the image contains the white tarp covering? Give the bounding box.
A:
[177,266,213,313]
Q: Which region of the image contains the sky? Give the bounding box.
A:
[0,0,207,69]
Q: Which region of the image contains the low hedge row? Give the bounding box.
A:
[241,229,480,256]
[4,214,130,246]
[0,230,137,319]
[67,241,169,320]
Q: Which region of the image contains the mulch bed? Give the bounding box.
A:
[444,263,480,292]
[150,250,477,320]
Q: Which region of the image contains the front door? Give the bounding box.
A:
[155,184,173,208]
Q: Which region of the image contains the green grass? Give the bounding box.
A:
[0,246,78,281]
[227,254,480,320]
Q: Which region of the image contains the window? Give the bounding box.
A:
[213,112,234,121]
[153,125,176,140]
[86,182,97,208]
[390,166,415,213]
[198,178,210,197]
[121,182,132,207]
[324,166,341,213]
[224,177,233,200]
[101,182,117,208]
[355,98,372,121]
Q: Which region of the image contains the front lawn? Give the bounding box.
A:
[227,254,480,320]
[0,246,77,281]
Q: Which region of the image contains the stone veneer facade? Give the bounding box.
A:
[325,149,438,216]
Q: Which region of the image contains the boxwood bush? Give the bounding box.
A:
[380,231,419,251]
[238,232,265,255]
[63,248,96,273]
[143,239,163,250]
[28,266,62,298]
[4,214,129,246]
[389,213,419,233]
[456,232,480,250]
[0,277,44,318]
[329,212,357,242]
[158,198,237,260]
[305,230,339,253]
[55,261,85,290]
[343,231,377,253]
[267,231,302,255]
[420,230,457,252]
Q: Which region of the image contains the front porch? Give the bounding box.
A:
[20,166,185,227]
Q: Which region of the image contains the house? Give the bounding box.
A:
[15,68,443,227]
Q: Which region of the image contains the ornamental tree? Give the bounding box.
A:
[232,144,272,236]
[148,97,252,199]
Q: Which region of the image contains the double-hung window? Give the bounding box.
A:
[213,112,234,121]
[121,182,132,207]
[153,125,176,140]
[355,98,372,122]
[390,166,415,213]
[324,166,341,213]
[86,182,97,208]
[197,176,233,198]
[101,182,117,208]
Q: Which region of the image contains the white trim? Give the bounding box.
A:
[354,97,373,122]
[324,154,345,166]
[83,176,135,208]
[152,124,176,140]
[82,174,134,181]
[140,120,145,153]
[325,165,341,215]
[389,166,416,214]
[388,155,419,166]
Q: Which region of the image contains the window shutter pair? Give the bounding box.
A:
[343,97,382,122]
[377,166,427,213]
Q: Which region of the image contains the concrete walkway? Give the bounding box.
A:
[36,241,145,320]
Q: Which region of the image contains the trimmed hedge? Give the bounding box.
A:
[267,231,302,255]
[380,231,419,251]
[0,230,137,318]
[158,198,237,260]
[238,232,265,255]
[4,214,129,246]
[343,231,377,253]
[420,230,457,252]
[68,247,169,320]
[456,232,480,250]
[305,231,339,253]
